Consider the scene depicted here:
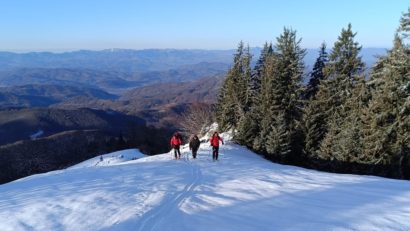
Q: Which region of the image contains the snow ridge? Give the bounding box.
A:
[1,135,410,231]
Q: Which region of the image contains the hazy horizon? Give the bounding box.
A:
[0,0,408,51]
[0,46,389,54]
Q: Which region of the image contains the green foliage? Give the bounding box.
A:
[265,113,292,158]
[399,8,410,38]
[363,35,410,176]
[216,41,252,130]
[326,23,364,79]
[217,10,410,179]
[305,42,328,100]
[305,24,364,161]
[256,28,305,160]
[236,43,273,147]
[249,42,273,105]
[303,89,329,158]
[321,77,368,163]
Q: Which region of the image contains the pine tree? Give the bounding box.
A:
[266,112,292,158]
[399,8,410,38]
[325,23,364,79]
[258,28,305,161]
[303,43,329,159]
[216,42,252,131]
[251,42,274,99]
[363,34,410,177]
[216,71,236,130]
[304,42,328,100]
[303,81,331,159]
[326,76,369,164]
[306,24,364,161]
[236,43,273,147]
[252,55,277,152]
[217,10,409,179]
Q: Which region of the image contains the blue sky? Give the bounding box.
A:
[0,0,408,51]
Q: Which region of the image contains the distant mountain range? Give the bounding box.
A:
[0,48,389,131]
[51,75,223,127]
[0,48,386,72]
[0,62,229,94]
[0,48,386,95]
[0,74,223,153]
[0,49,236,73]
[0,84,116,108]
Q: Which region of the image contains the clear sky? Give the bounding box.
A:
[0,0,408,51]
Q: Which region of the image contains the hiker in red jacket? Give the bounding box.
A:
[170,132,183,159]
[210,132,224,161]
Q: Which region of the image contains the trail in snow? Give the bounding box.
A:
[137,154,202,231]
[1,137,410,231]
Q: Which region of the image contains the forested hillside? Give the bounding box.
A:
[216,10,410,179]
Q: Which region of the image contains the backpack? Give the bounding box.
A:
[210,135,220,147]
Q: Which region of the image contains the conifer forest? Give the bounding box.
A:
[216,9,410,179]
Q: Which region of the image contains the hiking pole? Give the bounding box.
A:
[220,144,223,161]
[209,144,213,161]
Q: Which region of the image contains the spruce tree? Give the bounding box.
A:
[266,112,292,157]
[258,28,305,161]
[304,42,328,100]
[364,34,410,177]
[216,71,236,130]
[303,43,329,159]
[216,41,252,131]
[326,23,364,79]
[248,42,274,110]
[236,43,273,147]
[306,24,364,161]
[326,76,369,164]
[303,81,331,159]
[252,55,277,152]
[251,42,274,99]
[399,8,410,38]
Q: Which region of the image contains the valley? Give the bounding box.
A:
[0,48,386,184]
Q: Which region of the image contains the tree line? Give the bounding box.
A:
[216,9,410,179]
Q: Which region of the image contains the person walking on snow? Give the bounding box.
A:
[189,134,200,159]
[210,132,224,161]
[170,132,183,159]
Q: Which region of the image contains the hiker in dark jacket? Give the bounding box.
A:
[170,132,183,159]
[189,134,200,159]
[210,132,223,161]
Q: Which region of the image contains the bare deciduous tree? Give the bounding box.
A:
[179,103,215,136]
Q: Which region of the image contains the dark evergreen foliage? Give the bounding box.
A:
[250,42,273,101]
[304,42,328,100]
[400,7,410,38]
[326,23,364,79]
[217,9,410,180]
[363,33,410,177]
[236,42,273,147]
[261,28,305,161]
[216,41,252,131]
[307,24,365,161]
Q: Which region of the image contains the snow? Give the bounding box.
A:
[1,135,410,231]
[29,129,44,140]
[70,149,146,169]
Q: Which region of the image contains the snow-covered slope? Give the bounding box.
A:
[70,149,146,169]
[1,136,410,231]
